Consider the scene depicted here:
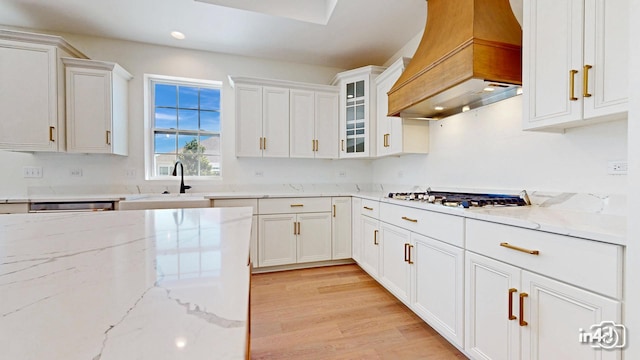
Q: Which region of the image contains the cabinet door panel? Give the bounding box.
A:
[412,234,464,347]
[262,86,290,158]
[521,271,621,360]
[258,214,296,267]
[0,42,57,151]
[351,197,363,263]
[289,89,315,158]
[331,197,352,260]
[314,91,339,159]
[465,252,520,360]
[235,84,262,157]
[66,68,111,153]
[523,0,583,128]
[583,0,628,119]
[378,222,411,304]
[297,213,332,263]
[360,216,379,278]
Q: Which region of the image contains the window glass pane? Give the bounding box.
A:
[200,88,220,110]
[155,132,177,153]
[356,105,365,120]
[158,166,170,176]
[346,107,355,121]
[178,109,199,130]
[346,123,354,130]
[155,108,177,129]
[178,134,199,152]
[154,154,177,175]
[199,134,220,155]
[356,129,364,135]
[178,86,199,109]
[155,84,177,107]
[346,83,354,99]
[178,153,199,176]
[203,155,221,176]
[355,80,365,98]
[346,138,355,153]
[200,111,220,132]
[356,137,365,152]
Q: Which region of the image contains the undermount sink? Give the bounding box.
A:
[118,194,211,210]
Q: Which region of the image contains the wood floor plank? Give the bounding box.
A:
[250,264,467,359]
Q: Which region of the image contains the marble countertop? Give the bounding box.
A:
[0,207,253,360]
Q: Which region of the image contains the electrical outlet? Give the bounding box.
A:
[70,168,83,177]
[23,166,43,178]
[398,171,404,178]
[607,161,628,175]
[254,170,264,177]
[126,169,136,178]
[338,171,347,178]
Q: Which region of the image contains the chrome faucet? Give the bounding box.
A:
[172,160,191,194]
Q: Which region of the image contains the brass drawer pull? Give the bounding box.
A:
[49,126,55,142]
[333,204,336,217]
[341,139,345,151]
[408,244,414,264]
[583,64,592,97]
[290,204,304,207]
[519,293,529,326]
[404,243,409,262]
[106,130,111,145]
[508,288,517,320]
[363,206,373,211]
[374,230,379,245]
[569,69,578,101]
[500,242,539,255]
[401,216,417,223]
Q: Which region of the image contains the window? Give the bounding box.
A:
[145,75,222,179]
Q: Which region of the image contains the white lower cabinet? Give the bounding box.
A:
[331,197,352,260]
[359,215,380,278]
[351,197,362,263]
[378,222,412,305]
[411,233,465,348]
[466,252,621,360]
[296,212,332,263]
[259,214,298,267]
[211,199,259,267]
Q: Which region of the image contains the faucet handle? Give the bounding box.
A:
[184,185,192,190]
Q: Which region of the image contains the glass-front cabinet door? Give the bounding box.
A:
[345,79,366,154]
[333,66,385,159]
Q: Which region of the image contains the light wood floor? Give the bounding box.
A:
[250,264,467,359]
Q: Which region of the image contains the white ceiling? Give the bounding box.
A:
[0,0,427,69]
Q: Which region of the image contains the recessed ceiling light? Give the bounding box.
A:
[434,106,444,111]
[171,31,185,40]
[462,105,471,112]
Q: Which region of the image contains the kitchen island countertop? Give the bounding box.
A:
[0,207,253,360]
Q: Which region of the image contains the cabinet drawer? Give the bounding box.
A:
[212,199,258,215]
[466,219,623,299]
[258,197,331,214]
[379,202,464,247]
[360,199,380,218]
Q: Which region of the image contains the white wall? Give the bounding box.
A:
[0,29,373,196]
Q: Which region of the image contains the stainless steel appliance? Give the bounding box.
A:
[29,201,115,213]
[387,189,530,208]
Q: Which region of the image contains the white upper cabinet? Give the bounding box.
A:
[375,57,429,157]
[0,30,86,152]
[333,66,386,158]
[231,76,338,159]
[63,58,132,155]
[289,89,339,159]
[523,0,628,131]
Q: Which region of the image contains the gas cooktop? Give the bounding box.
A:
[387,189,530,208]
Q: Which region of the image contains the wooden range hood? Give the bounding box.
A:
[387,0,522,119]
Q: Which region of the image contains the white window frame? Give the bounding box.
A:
[143,74,223,181]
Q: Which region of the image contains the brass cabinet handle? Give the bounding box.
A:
[401,216,418,223]
[293,221,297,235]
[106,130,111,145]
[363,206,373,211]
[297,221,301,235]
[341,139,345,151]
[384,133,390,147]
[508,288,517,320]
[259,137,264,150]
[49,126,55,142]
[290,204,304,207]
[519,293,529,326]
[333,204,336,217]
[315,139,319,152]
[408,244,414,264]
[374,230,379,245]
[500,242,540,255]
[263,137,266,150]
[404,243,409,262]
[569,69,578,101]
[583,64,592,98]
